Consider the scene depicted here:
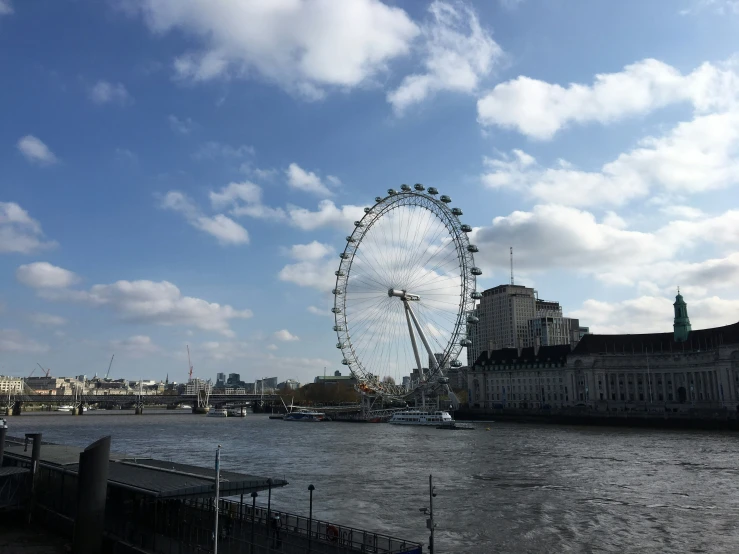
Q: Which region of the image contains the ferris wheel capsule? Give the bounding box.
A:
[450,360,463,368]
[440,195,452,203]
[460,338,472,347]
[332,288,343,295]
[354,221,363,227]
[331,307,342,314]
[451,207,463,216]
[467,244,478,253]
[364,207,373,213]
[471,267,482,276]
[375,196,383,203]
[346,236,355,243]
[471,291,482,299]
[387,188,397,195]
[340,253,350,259]
[335,270,345,276]
[400,184,411,191]
[466,315,479,324]
[460,224,472,232]
[414,183,425,191]
[427,187,438,194]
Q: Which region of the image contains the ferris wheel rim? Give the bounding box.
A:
[333,188,478,398]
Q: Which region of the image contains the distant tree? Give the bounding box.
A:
[382,376,396,385]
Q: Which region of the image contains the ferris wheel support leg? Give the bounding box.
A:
[404,301,440,373]
[403,300,424,374]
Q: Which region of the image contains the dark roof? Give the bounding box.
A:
[572,321,739,355]
[3,442,287,499]
[474,344,571,366]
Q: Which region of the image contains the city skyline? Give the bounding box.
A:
[1,0,739,383]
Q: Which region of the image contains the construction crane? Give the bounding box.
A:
[187,345,193,381]
[29,363,52,378]
[105,354,115,380]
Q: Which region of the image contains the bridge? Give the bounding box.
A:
[1,392,281,415]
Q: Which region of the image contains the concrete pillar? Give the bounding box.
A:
[73,436,111,554]
[0,424,7,466]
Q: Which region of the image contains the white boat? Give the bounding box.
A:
[207,407,228,417]
[180,404,192,410]
[283,409,326,422]
[388,409,454,426]
[227,407,247,417]
[56,405,74,412]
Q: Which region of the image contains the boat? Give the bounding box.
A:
[435,422,475,430]
[180,404,192,410]
[207,407,228,417]
[388,409,454,426]
[56,405,74,412]
[283,409,326,422]
[227,407,247,417]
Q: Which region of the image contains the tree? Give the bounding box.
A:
[382,376,396,385]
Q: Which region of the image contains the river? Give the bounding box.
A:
[6,411,739,553]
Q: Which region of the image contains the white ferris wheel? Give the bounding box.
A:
[332,184,481,404]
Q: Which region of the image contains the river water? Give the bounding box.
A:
[7,411,739,553]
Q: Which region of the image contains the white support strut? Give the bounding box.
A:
[403,300,424,375]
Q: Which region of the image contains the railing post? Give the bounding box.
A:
[308,484,315,553]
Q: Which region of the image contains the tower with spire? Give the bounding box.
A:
[673,287,691,342]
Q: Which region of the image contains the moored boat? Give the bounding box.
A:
[207,407,228,417]
[388,409,454,426]
[283,409,326,422]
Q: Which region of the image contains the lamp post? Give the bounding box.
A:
[250,491,258,554]
[266,478,272,545]
[308,484,315,553]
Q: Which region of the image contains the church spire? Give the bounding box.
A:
[673,287,691,342]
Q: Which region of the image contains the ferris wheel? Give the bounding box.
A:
[332,184,481,402]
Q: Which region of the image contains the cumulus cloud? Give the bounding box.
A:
[28,313,67,326]
[168,114,195,134]
[286,163,333,196]
[274,329,300,342]
[571,295,739,335]
[287,200,365,231]
[477,58,739,139]
[34,275,252,336]
[161,191,249,245]
[89,80,131,105]
[111,335,160,357]
[122,0,419,99]
[388,1,502,114]
[16,262,79,288]
[0,0,13,16]
[680,0,739,15]
[209,182,287,220]
[0,202,56,254]
[17,135,58,165]
[482,111,739,206]
[0,329,48,353]
[278,241,336,291]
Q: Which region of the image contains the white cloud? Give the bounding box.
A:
[287,200,365,231]
[124,0,419,98]
[477,58,739,139]
[0,202,56,254]
[307,305,331,317]
[286,163,333,196]
[89,80,131,105]
[111,335,160,357]
[681,0,739,15]
[499,0,524,9]
[37,276,252,336]
[326,175,342,186]
[114,148,138,164]
[274,329,300,342]
[17,135,58,165]
[0,329,48,353]
[267,343,278,351]
[0,0,13,16]
[209,181,287,221]
[571,294,739,335]
[388,1,502,114]
[659,205,705,219]
[28,313,67,326]
[482,111,739,206]
[278,240,336,291]
[168,114,195,134]
[194,141,255,160]
[161,191,249,245]
[288,241,333,261]
[16,262,79,288]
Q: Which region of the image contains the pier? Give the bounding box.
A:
[0,431,421,554]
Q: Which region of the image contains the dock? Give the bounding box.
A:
[0,432,421,554]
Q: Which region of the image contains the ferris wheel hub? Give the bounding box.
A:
[387,288,420,301]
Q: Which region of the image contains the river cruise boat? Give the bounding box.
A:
[388,409,454,426]
[207,407,228,417]
[283,409,326,422]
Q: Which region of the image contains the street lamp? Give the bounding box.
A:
[250,491,258,554]
[308,484,315,553]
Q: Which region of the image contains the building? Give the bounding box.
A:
[227,373,241,385]
[569,319,590,346]
[277,379,301,391]
[314,371,356,385]
[0,376,23,394]
[185,378,211,395]
[255,377,278,391]
[466,291,739,412]
[528,315,572,347]
[468,284,537,365]
[216,372,226,385]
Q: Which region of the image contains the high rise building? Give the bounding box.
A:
[227,373,241,385]
[468,285,537,365]
[216,372,226,385]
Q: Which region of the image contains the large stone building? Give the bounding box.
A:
[0,376,23,395]
[467,292,739,412]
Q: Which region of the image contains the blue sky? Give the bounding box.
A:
[1,0,739,384]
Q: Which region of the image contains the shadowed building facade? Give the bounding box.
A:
[467,292,739,412]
